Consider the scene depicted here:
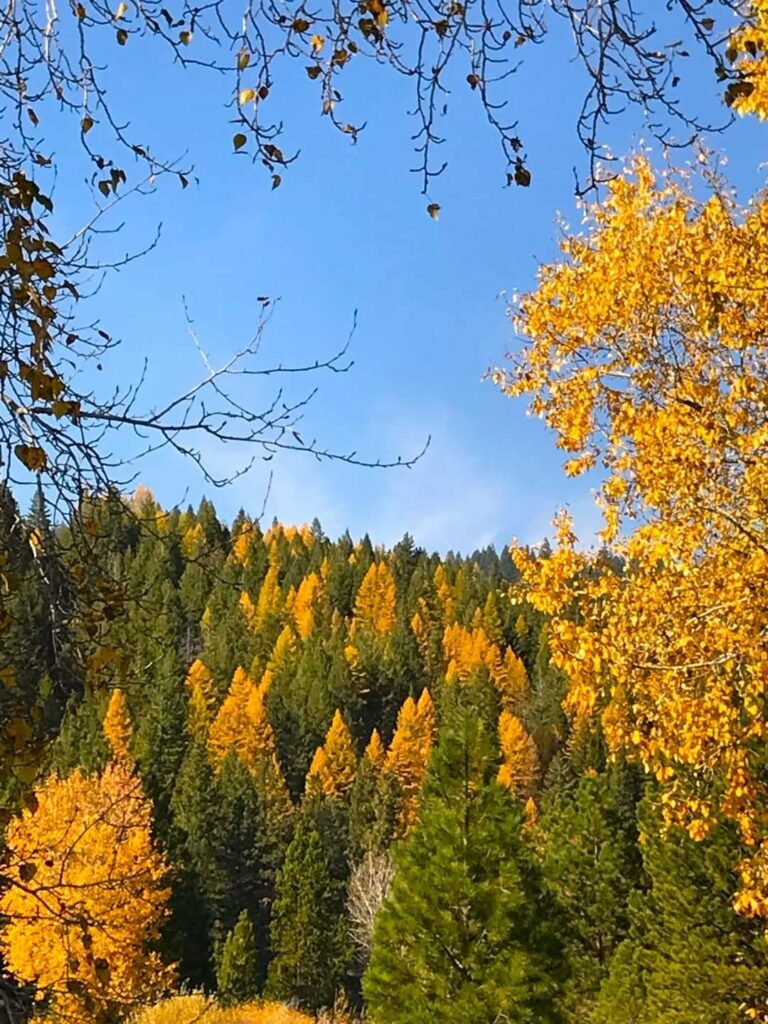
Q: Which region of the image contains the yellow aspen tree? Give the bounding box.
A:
[353,562,397,637]
[0,763,172,1022]
[322,710,358,796]
[103,687,132,763]
[497,711,540,800]
[727,0,768,118]
[364,728,387,772]
[496,155,768,912]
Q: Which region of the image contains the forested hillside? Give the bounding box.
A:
[1,485,767,1024]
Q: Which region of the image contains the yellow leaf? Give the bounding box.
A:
[114,1,128,17]
[239,88,256,105]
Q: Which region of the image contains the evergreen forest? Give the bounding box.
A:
[2,486,767,1024]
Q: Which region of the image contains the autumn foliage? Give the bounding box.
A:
[0,757,171,1020]
[499,155,768,914]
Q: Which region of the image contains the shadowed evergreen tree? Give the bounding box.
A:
[539,762,643,1021]
[593,795,768,1024]
[266,818,349,1011]
[364,708,564,1024]
[216,910,260,1006]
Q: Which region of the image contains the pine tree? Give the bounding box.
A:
[593,795,768,1024]
[539,765,642,1021]
[216,910,260,1007]
[266,819,349,1011]
[364,709,563,1024]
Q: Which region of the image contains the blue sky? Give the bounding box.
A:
[46,8,765,553]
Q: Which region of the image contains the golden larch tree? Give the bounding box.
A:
[352,562,397,637]
[305,710,357,797]
[208,667,276,771]
[364,728,387,772]
[497,711,540,800]
[322,710,358,796]
[498,649,532,715]
[103,687,133,763]
[0,764,172,1021]
[385,689,437,830]
[292,571,323,639]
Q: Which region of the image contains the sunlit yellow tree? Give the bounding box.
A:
[0,705,172,1021]
[497,155,768,913]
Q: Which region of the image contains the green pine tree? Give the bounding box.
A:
[216,909,260,1007]
[265,818,349,1011]
[539,763,642,1021]
[593,795,768,1024]
[363,708,563,1024]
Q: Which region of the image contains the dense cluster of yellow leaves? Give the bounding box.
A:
[132,994,313,1024]
[497,156,768,914]
[441,622,530,713]
[0,704,171,1022]
[208,666,276,771]
[384,688,436,830]
[103,687,133,762]
[497,711,540,800]
[728,0,768,119]
[306,709,358,796]
[352,562,397,637]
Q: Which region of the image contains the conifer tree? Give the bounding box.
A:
[498,711,541,800]
[593,795,768,1024]
[539,765,642,1021]
[103,687,133,763]
[216,910,260,1007]
[384,689,436,831]
[364,709,563,1024]
[266,819,349,1011]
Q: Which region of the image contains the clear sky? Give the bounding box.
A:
[49,8,765,553]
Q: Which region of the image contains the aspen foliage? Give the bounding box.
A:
[385,689,437,829]
[498,711,541,800]
[0,763,172,1022]
[365,728,387,772]
[132,995,313,1024]
[103,687,133,763]
[727,0,768,119]
[208,667,276,771]
[352,562,397,637]
[498,155,768,913]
